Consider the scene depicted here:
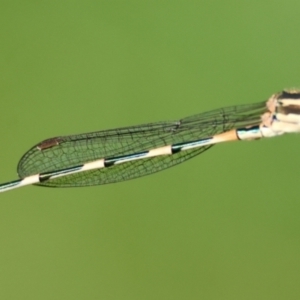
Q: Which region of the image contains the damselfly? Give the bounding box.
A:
[1,89,300,193]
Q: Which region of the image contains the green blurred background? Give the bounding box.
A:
[1,1,300,299]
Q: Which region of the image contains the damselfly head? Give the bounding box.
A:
[266,89,300,114]
[273,88,300,116]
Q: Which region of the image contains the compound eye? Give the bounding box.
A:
[279,89,300,99]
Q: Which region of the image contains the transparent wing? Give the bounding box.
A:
[17,102,266,187]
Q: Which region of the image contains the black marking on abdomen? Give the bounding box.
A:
[171,138,212,154]
[104,151,148,167]
[39,165,83,182]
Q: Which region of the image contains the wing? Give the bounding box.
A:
[17,102,266,187]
